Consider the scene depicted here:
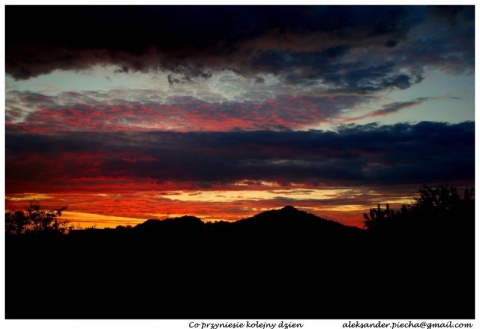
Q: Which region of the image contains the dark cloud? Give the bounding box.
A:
[254,77,265,84]
[322,62,424,93]
[385,39,398,48]
[6,5,474,92]
[252,46,352,73]
[5,6,415,51]
[428,5,475,26]
[374,99,428,116]
[115,65,130,74]
[343,97,433,122]
[6,121,474,193]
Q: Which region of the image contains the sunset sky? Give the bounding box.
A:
[4,5,475,228]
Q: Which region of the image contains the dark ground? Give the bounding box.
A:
[5,206,475,319]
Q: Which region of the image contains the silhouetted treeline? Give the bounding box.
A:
[5,185,474,319]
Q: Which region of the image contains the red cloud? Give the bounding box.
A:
[7,92,363,133]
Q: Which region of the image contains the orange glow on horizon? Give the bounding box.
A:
[7,205,368,229]
[62,211,146,229]
[5,186,419,229]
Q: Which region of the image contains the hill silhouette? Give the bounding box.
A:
[136,215,204,230]
[234,205,349,229]
[130,206,353,232]
[5,205,474,319]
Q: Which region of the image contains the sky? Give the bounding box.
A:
[4,5,475,228]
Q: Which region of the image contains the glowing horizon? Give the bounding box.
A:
[4,184,457,229]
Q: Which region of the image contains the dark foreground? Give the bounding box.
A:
[5,207,474,319]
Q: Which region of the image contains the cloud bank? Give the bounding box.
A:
[6,121,474,194]
[6,5,474,97]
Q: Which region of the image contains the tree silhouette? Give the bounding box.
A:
[363,184,474,232]
[411,184,474,219]
[5,203,70,235]
[5,210,30,235]
[363,203,398,231]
